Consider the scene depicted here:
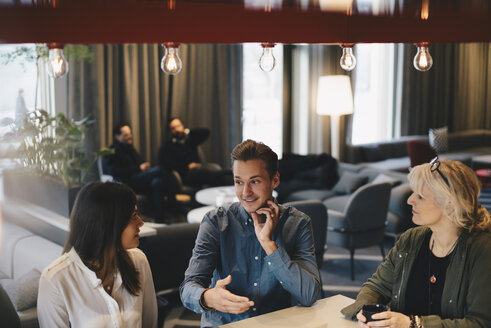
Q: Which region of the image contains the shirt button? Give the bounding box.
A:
[254,282,258,286]
[394,295,398,299]
[253,307,257,311]
[449,299,453,303]
[268,261,271,265]
[255,256,258,260]
[280,281,283,284]
[398,254,402,258]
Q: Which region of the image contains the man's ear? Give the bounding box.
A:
[272,172,280,188]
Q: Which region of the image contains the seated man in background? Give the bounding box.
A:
[159,117,232,188]
[106,124,181,222]
[180,139,322,327]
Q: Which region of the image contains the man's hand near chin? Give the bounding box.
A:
[188,162,202,170]
[203,275,254,314]
[139,162,151,171]
[251,200,280,255]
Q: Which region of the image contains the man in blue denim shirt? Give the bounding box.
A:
[180,139,322,327]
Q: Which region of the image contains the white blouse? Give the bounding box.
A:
[38,248,157,328]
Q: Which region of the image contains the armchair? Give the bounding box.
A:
[138,223,200,327]
[284,200,328,270]
[326,182,391,280]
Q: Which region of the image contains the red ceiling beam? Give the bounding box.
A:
[0,1,489,44]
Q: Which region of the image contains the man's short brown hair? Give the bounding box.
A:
[231,139,278,179]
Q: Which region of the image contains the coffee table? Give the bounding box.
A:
[187,205,215,223]
[195,186,237,206]
[220,294,357,327]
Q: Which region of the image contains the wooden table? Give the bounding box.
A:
[221,294,357,328]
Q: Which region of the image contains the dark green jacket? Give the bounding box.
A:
[341,226,491,328]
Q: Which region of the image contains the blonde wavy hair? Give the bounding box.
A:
[408,158,490,231]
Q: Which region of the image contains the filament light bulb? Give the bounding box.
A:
[47,44,69,78]
[259,43,276,72]
[413,43,433,72]
[161,43,182,75]
[340,45,356,71]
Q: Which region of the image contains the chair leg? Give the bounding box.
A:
[379,243,386,260]
[350,249,355,281]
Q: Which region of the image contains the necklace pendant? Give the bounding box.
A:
[430,275,437,284]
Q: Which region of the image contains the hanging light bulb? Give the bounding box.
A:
[259,43,276,72]
[47,43,69,78]
[160,42,182,75]
[413,42,433,72]
[340,44,356,71]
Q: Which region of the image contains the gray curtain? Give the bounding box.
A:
[67,43,242,170]
[398,42,491,135]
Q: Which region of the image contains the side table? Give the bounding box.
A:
[187,205,215,223]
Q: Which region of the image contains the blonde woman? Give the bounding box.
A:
[342,158,491,328]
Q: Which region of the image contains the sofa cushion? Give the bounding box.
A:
[429,126,449,153]
[323,195,351,212]
[360,157,411,173]
[1,269,40,311]
[12,236,62,279]
[362,146,383,162]
[332,172,368,195]
[0,221,32,278]
[448,130,487,151]
[371,173,402,187]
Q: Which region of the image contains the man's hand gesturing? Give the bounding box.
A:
[203,275,254,314]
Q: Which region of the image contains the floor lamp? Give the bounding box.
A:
[316,75,354,160]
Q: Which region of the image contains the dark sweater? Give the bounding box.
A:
[159,128,210,178]
[105,140,143,184]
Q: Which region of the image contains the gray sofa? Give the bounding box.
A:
[345,129,491,172]
[285,162,413,238]
[0,219,63,328]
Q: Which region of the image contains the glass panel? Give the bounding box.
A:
[242,43,283,156]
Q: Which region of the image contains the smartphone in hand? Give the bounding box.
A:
[256,200,273,223]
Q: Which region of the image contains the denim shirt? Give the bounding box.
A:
[179,202,322,327]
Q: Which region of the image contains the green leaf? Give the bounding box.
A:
[96,148,115,157]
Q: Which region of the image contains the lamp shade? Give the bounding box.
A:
[316,75,354,116]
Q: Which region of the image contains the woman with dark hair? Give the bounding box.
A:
[38,182,157,328]
[342,158,491,328]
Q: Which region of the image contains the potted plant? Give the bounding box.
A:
[2,110,111,217]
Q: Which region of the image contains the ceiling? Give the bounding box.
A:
[0,0,489,44]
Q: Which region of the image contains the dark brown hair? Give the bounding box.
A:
[231,139,278,179]
[64,182,141,295]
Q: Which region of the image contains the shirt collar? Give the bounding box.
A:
[68,248,101,289]
[68,248,120,291]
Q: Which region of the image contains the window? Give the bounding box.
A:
[242,43,283,156]
[0,45,38,124]
[0,44,56,128]
[351,43,395,145]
